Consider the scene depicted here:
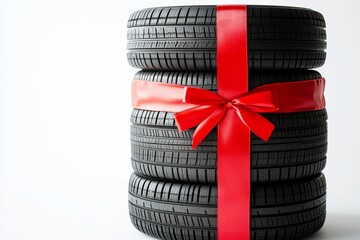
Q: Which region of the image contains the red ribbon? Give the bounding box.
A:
[131,78,325,237]
[131,5,326,240]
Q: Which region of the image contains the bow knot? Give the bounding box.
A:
[174,87,279,149]
[226,101,234,108]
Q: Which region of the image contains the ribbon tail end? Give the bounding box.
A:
[191,139,201,149]
[174,114,186,132]
[262,124,275,142]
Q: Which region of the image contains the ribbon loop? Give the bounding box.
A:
[233,90,279,112]
[183,86,226,105]
[174,104,221,132]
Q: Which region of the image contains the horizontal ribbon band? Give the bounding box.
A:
[132,78,326,114]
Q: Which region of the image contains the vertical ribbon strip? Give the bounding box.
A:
[216,5,250,239]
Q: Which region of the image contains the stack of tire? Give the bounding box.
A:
[127,5,327,240]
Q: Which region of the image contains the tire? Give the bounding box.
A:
[129,173,327,240]
[130,70,328,183]
[127,6,326,70]
[131,123,327,184]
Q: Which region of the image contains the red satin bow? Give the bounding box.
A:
[174,87,279,148]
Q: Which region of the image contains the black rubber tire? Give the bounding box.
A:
[130,70,328,184]
[131,122,327,184]
[127,6,326,70]
[129,173,327,240]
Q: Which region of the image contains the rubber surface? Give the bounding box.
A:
[127,6,327,70]
[132,69,324,90]
[129,173,327,240]
[131,122,327,184]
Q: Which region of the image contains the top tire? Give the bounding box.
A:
[127,5,327,70]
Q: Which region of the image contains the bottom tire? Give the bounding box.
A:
[128,173,326,240]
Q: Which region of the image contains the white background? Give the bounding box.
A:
[1,0,360,239]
